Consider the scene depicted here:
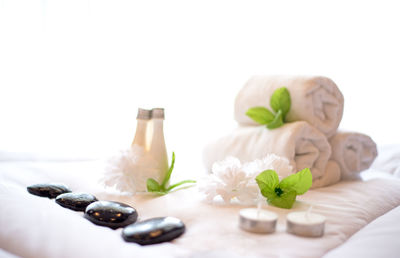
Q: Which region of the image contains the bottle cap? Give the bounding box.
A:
[151,108,165,119]
[136,108,151,120]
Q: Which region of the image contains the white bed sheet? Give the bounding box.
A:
[1,156,400,258]
[323,205,400,258]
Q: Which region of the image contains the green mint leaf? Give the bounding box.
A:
[256,170,279,199]
[161,152,176,188]
[246,107,275,125]
[147,178,161,192]
[266,109,284,129]
[279,168,312,195]
[270,87,291,118]
[166,180,196,192]
[148,152,196,196]
[268,190,297,209]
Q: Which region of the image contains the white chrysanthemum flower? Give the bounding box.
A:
[102,145,158,194]
[200,154,293,205]
[200,156,259,204]
[198,174,224,203]
[244,154,294,179]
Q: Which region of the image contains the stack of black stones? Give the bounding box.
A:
[27,183,185,245]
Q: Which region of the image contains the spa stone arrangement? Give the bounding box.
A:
[27,75,378,244]
[27,183,185,245]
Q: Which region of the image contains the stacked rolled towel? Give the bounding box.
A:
[234,75,344,137]
[329,132,378,180]
[203,75,377,188]
[203,122,341,188]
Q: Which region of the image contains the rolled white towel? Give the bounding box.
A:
[311,160,341,188]
[234,75,344,138]
[203,121,335,187]
[329,132,378,180]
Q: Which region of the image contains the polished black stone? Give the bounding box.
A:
[55,192,98,211]
[27,183,71,199]
[122,217,185,245]
[84,201,138,229]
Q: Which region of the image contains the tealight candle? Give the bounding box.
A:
[286,207,326,237]
[239,208,278,234]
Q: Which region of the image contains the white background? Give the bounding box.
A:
[1,0,399,170]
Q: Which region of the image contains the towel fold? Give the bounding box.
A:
[203,121,336,187]
[311,160,341,188]
[234,75,344,138]
[329,132,378,180]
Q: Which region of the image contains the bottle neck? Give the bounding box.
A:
[149,118,168,177]
[132,119,148,148]
[152,118,164,129]
[150,119,165,144]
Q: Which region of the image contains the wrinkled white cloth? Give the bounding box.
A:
[234,75,344,137]
[371,145,400,177]
[323,205,400,258]
[203,122,338,187]
[329,132,378,180]
[1,159,400,258]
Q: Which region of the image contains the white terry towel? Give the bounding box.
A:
[311,160,341,188]
[234,75,344,138]
[203,121,339,187]
[329,132,378,180]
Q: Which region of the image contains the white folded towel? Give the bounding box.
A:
[203,121,337,187]
[234,75,344,138]
[329,132,378,180]
[311,160,341,188]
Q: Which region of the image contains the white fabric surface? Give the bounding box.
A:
[311,160,341,189]
[234,75,344,137]
[1,155,400,258]
[203,122,340,187]
[323,205,400,258]
[0,249,19,258]
[329,132,378,180]
[371,144,400,177]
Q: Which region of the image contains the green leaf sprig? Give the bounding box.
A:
[146,152,196,195]
[255,168,312,209]
[246,87,291,129]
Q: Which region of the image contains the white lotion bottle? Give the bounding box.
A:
[148,108,169,184]
[130,108,152,192]
[132,108,151,150]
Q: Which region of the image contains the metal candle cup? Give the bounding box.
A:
[239,208,278,234]
[286,211,326,237]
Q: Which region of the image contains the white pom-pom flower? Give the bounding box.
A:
[199,157,256,204]
[244,153,293,179]
[199,154,293,205]
[102,144,158,194]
